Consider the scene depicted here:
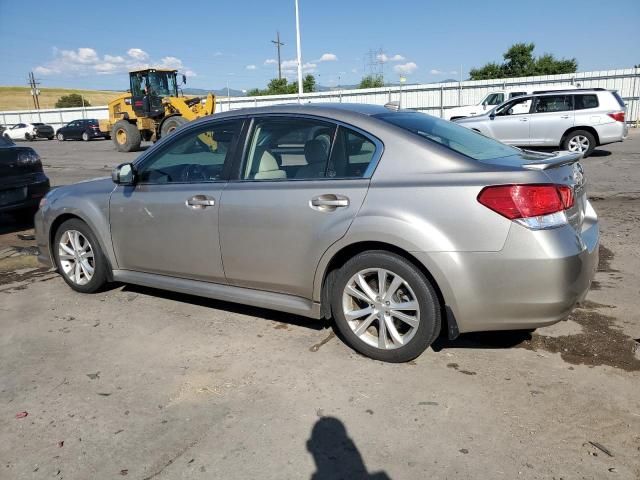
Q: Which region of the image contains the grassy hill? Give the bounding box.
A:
[0,87,124,111]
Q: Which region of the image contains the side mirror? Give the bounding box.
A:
[489,112,496,120]
[483,104,487,110]
[182,74,187,84]
[112,162,136,185]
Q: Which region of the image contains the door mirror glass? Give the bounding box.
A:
[112,162,136,185]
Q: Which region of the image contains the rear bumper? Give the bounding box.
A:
[415,202,599,333]
[0,175,50,214]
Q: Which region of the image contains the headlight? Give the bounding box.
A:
[17,150,41,166]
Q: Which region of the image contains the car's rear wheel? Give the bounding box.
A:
[331,251,441,362]
[562,130,596,157]
[25,133,33,141]
[82,131,90,141]
[53,219,108,293]
[57,133,65,141]
[48,136,54,140]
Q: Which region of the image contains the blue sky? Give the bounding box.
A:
[1,0,638,91]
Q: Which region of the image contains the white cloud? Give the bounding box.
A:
[34,47,196,77]
[394,62,418,75]
[377,53,405,63]
[127,48,149,61]
[316,53,337,62]
[246,64,257,70]
[430,69,443,75]
[264,58,277,65]
[351,68,358,73]
[281,59,317,74]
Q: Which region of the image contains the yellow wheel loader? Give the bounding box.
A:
[99,68,216,152]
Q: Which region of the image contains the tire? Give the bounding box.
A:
[562,130,596,157]
[160,116,187,139]
[331,251,441,363]
[53,219,108,293]
[112,120,142,152]
[48,136,54,140]
[82,131,90,141]
[57,133,65,141]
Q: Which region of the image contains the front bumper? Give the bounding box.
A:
[415,203,599,333]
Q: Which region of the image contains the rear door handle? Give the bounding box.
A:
[519,118,528,122]
[310,194,350,211]
[560,115,570,119]
[186,195,215,209]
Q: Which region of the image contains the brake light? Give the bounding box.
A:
[607,112,625,122]
[478,184,574,229]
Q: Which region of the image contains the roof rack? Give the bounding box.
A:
[532,88,606,94]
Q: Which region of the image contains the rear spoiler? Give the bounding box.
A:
[520,150,583,170]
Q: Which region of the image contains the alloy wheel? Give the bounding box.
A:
[58,230,95,285]
[567,135,590,153]
[342,268,420,349]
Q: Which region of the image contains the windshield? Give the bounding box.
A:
[0,135,15,147]
[482,93,505,106]
[376,112,520,161]
[131,71,178,97]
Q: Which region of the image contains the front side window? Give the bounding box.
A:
[494,97,532,116]
[574,94,599,110]
[533,95,572,113]
[377,111,519,161]
[137,120,242,184]
[482,93,505,106]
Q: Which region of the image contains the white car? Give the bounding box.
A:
[456,88,628,157]
[3,122,55,141]
[444,85,578,121]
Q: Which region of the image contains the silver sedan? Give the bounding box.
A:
[34,104,599,362]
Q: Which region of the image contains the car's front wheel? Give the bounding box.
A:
[57,133,65,141]
[53,219,108,293]
[331,251,441,362]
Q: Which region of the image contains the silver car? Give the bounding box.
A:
[456,89,628,157]
[34,104,599,362]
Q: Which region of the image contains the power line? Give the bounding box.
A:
[271,31,285,80]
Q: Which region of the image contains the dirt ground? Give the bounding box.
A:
[1,133,639,479]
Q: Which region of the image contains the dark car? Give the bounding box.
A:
[0,135,50,217]
[56,119,108,142]
[31,122,55,140]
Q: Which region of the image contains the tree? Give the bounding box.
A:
[470,43,577,80]
[55,93,91,108]
[359,75,384,89]
[247,75,316,96]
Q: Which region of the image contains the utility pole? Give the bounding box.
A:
[294,0,303,98]
[271,31,285,80]
[27,72,41,110]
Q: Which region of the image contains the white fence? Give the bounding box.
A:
[2,68,639,130]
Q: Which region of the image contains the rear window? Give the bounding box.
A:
[574,94,599,110]
[376,112,519,161]
[611,91,626,109]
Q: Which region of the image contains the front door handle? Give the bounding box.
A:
[310,194,350,211]
[560,115,570,119]
[519,118,528,122]
[186,195,215,209]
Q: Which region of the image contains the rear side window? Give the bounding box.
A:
[611,91,626,109]
[533,95,572,113]
[377,112,519,161]
[328,127,377,178]
[574,94,599,110]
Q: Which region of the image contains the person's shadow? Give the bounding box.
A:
[307,417,391,480]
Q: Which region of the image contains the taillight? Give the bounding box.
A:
[478,184,574,229]
[607,111,625,122]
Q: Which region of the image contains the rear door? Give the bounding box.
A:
[528,95,575,146]
[219,115,380,299]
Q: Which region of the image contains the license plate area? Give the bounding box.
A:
[0,186,27,205]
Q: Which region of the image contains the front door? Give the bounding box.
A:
[528,94,575,146]
[488,96,533,145]
[109,119,243,282]
[219,116,380,299]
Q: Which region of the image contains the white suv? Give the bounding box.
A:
[455,89,628,157]
[443,85,577,121]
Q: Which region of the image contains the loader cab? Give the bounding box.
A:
[129,69,179,118]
